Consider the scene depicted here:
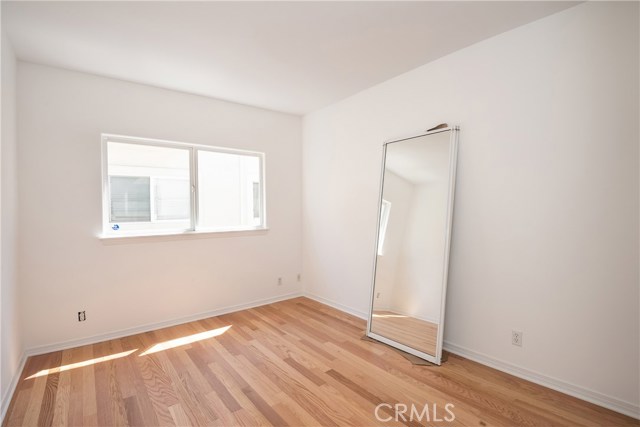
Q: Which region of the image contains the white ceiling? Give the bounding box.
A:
[2,1,578,115]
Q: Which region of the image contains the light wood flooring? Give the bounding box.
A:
[370,310,438,356]
[3,297,638,426]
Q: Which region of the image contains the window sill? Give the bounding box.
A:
[99,227,269,244]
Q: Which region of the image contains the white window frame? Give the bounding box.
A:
[101,134,267,238]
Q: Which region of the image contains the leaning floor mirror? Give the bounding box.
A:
[367,125,459,365]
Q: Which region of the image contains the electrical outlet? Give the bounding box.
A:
[512,330,522,347]
[278,277,282,286]
[376,292,381,299]
[78,311,86,322]
[297,273,301,282]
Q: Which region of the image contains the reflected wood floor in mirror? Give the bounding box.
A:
[370,310,438,355]
[3,297,637,426]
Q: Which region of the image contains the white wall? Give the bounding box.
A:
[1,33,21,413]
[303,1,639,415]
[17,63,303,351]
[391,181,448,323]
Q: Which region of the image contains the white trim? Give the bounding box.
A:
[23,292,301,357]
[443,341,640,420]
[190,145,198,231]
[304,293,368,320]
[1,351,27,424]
[368,331,438,363]
[366,139,388,344]
[98,227,269,243]
[434,126,459,364]
[103,133,265,158]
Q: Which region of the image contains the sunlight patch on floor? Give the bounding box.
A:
[372,313,408,318]
[139,325,232,356]
[26,349,137,379]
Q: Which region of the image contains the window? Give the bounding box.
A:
[102,135,265,237]
[377,200,391,256]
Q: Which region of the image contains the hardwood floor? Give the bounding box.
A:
[371,310,438,356]
[3,297,637,426]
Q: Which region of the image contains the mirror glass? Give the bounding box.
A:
[368,127,458,363]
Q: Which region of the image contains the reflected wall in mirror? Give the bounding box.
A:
[367,126,459,365]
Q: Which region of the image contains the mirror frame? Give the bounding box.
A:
[366,125,459,365]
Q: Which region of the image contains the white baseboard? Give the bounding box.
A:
[443,341,640,420]
[1,351,27,423]
[304,292,368,320]
[24,291,303,357]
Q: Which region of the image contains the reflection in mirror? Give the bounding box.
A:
[368,127,458,364]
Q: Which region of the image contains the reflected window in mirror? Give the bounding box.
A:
[377,200,391,256]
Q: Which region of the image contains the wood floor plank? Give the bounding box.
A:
[35,351,63,427]
[236,343,348,426]
[37,373,59,427]
[4,297,638,427]
[50,350,73,427]
[168,403,190,426]
[271,398,322,427]
[21,365,50,425]
[241,384,288,427]
[154,350,211,426]
[5,389,31,427]
[205,361,272,426]
[220,353,283,407]
[119,335,161,426]
[81,345,98,427]
[124,396,144,427]
[185,346,241,413]
[67,348,84,427]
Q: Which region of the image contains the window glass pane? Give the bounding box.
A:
[107,141,191,234]
[197,150,261,230]
[154,178,190,220]
[110,176,151,222]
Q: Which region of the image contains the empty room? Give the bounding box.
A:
[1,1,638,426]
